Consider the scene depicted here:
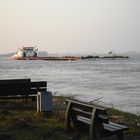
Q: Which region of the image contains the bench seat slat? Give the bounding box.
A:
[103,122,129,134]
[98,114,109,123]
[109,122,128,130]
[104,123,125,132]
[103,125,117,132]
[73,108,91,118]
[77,116,91,124]
[77,114,109,125]
[77,116,128,131]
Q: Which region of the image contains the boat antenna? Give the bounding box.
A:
[34,46,38,51]
[108,51,112,54]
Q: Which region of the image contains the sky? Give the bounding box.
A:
[0,0,140,54]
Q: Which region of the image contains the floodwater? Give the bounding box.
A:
[0,54,140,115]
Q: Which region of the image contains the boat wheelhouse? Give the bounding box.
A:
[11,47,38,59]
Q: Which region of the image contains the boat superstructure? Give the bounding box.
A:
[11,47,38,60]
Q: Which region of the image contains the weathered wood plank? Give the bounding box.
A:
[73,108,91,118]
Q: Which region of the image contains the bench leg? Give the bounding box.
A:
[90,108,101,140]
[65,101,72,132]
[117,131,123,140]
[90,126,101,140]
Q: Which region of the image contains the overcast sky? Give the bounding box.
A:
[0,0,140,54]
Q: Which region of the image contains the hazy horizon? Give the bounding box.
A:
[0,0,140,54]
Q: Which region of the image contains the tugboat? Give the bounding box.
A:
[11,47,38,60]
[11,47,81,61]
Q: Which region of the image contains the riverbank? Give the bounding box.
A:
[0,96,140,140]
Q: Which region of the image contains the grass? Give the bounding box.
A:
[0,97,72,140]
[107,108,140,135]
[0,97,140,140]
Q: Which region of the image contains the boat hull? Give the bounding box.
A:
[11,56,81,61]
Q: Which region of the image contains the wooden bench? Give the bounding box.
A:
[0,79,47,100]
[65,100,128,140]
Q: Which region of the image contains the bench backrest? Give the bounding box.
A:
[66,99,107,117]
[0,79,47,97]
[65,100,108,132]
[0,79,31,96]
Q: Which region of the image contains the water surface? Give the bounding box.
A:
[0,55,140,115]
